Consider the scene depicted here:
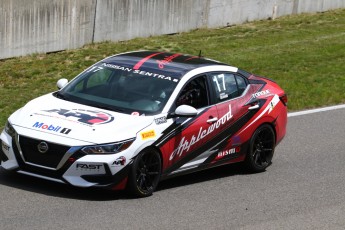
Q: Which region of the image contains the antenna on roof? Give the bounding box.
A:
[198,50,202,58]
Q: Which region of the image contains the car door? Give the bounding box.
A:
[159,74,221,176]
[207,72,252,163]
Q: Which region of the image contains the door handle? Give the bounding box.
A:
[207,117,218,123]
[248,104,259,110]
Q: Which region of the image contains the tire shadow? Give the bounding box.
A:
[0,168,126,201]
[157,162,247,191]
[0,162,249,201]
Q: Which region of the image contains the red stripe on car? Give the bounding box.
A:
[133,52,164,70]
[185,56,199,61]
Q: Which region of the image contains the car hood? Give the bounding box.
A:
[10,93,154,144]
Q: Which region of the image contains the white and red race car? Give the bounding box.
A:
[0,51,287,197]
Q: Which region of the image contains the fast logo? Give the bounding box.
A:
[32,122,71,134]
[76,163,103,170]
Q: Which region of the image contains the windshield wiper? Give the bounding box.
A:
[54,91,66,99]
[90,103,124,113]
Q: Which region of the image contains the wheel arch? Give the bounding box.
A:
[244,121,276,173]
[127,144,162,197]
[133,145,164,172]
[150,145,164,173]
[262,122,278,145]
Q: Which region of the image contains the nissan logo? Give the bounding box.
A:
[37,142,49,153]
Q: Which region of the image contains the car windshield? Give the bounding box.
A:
[56,62,179,115]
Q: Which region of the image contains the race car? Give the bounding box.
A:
[0,51,287,197]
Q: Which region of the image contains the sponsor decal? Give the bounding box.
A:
[60,128,71,134]
[76,163,103,170]
[141,130,156,140]
[217,146,241,158]
[169,105,233,161]
[154,116,167,125]
[220,93,228,100]
[101,63,179,82]
[132,69,178,82]
[2,142,10,151]
[102,63,132,72]
[156,53,181,69]
[42,109,114,126]
[252,89,270,98]
[32,122,71,134]
[86,66,104,73]
[112,156,126,166]
[268,94,280,114]
[218,148,235,157]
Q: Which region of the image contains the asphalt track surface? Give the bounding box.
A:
[1,106,345,230]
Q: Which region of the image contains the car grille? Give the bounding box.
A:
[18,136,70,169]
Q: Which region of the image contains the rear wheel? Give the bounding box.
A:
[128,148,162,197]
[245,124,275,173]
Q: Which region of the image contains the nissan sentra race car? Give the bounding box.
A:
[0,51,287,197]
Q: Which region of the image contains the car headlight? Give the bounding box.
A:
[4,121,15,138]
[81,138,135,155]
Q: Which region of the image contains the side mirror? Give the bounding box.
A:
[168,105,198,118]
[57,78,68,89]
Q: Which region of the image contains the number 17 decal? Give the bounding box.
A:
[212,74,226,92]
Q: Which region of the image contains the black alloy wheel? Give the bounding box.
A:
[245,124,275,173]
[128,148,162,197]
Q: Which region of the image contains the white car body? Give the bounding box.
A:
[0,51,287,196]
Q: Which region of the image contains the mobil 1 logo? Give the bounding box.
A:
[32,122,72,135]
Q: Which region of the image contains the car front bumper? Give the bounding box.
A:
[0,130,131,190]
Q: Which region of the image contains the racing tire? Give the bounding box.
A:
[245,124,275,173]
[128,148,162,197]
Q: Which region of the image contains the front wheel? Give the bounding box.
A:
[128,148,162,197]
[245,124,276,173]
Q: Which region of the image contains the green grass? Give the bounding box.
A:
[0,9,344,127]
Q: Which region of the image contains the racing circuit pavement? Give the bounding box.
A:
[0,105,345,230]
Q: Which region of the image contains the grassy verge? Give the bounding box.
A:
[0,9,344,127]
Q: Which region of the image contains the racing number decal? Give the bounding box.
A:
[212,74,226,92]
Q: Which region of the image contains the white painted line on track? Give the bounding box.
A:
[288,104,345,117]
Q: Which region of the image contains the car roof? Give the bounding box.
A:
[102,51,231,79]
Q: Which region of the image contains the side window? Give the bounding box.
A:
[210,73,248,102]
[176,76,209,109]
[210,73,238,102]
[236,75,247,96]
